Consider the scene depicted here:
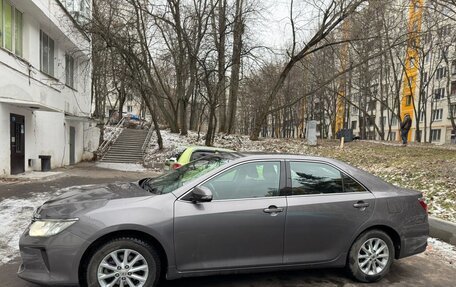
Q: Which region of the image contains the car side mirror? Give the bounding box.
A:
[191,186,213,203]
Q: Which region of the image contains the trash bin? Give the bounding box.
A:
[38,155,51,172]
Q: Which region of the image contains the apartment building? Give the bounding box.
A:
[0,0,95,176]
[346,0,456,144]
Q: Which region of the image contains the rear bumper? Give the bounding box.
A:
[398,222,429,259]
[17,229,86,286]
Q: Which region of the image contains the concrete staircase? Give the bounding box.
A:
[101,129,148,163]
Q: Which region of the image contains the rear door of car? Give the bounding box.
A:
[173,160,287,271]
[283,160,375,264]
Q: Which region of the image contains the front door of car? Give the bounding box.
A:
[174,161,286,271]
[284,161,375,264]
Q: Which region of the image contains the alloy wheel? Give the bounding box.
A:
[357,238,390,276]
[97,248,149,287]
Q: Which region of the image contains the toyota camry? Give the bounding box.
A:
[18,154,429,286]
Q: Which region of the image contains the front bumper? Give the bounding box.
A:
[17,228,87,286]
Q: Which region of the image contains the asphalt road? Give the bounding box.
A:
[1,162,455,287]
[1,252,455,287]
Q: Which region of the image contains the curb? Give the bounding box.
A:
[429,216,456,245]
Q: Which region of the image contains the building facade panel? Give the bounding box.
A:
[0,0,93,176]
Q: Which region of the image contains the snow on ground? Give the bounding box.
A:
[0,186,92,265]
[427,238,456,268]
[96,162,147,172]
[0,193,54,264]
[144,130,456,222]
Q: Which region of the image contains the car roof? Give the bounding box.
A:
[236,153,334,162]
[187,146,235,152]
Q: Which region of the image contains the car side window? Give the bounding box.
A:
[290,162,366,195]
[202,162,281,200]
[190,151,214,161]
[290,162,342,195]
[343,173,366,192]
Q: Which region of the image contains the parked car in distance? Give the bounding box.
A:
[18,154,429,287]
[165,145,236,169]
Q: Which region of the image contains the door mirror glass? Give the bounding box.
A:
[191,186,213,202]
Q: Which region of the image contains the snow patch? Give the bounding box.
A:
[96,162,148,172]
[0,193,56,265]
[427,237,456,268]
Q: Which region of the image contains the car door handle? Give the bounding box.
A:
[263,205,284,215]
[353,201,370,209]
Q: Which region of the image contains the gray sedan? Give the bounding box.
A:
[18,154,429,286]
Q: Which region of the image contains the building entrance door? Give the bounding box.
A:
[10,114,25,175]
[69,126,75,165]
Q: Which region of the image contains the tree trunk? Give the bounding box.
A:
[227,0,244,134]
[217,0,227,133]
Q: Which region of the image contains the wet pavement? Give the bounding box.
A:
[2,252,455,287]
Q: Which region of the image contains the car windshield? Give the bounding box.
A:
[142,154,237,194]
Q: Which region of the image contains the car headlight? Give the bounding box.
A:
[29,219,78,237]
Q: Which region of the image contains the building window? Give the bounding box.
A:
[439,46,449,59]
[436,67,447,80]
[368,100,376,111]
[452,60,456,75]
[40,30,55,76]
[380,116,387,126]
[423,33,432,44]
[3,1,12,51]
[451,81,456,96]
[405,95,413,106]
[14,9,22,56]
[392,115,398,126]
[351,120,357,130]
[65,54,75,88]
[127,106,133,113]
[0,1,22,56]
[62,0,91,24]
[450,104,456,118]
[432,108,443,121]
[368,116,376,126]
[434,88,445,100]
[438,25,451,38]
[419,111,425,122]
[423,72,428,83]
[431,129,441,142]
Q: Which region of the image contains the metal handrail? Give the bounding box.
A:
[97,117,126,157]
[141,126,154,153]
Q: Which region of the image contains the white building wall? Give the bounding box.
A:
[0,0,93,176]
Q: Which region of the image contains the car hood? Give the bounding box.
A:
[35,181,152,219]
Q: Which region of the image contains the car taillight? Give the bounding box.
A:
[418,197,428,213]
[172,163,182,170]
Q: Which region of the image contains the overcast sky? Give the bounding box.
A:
[253,0,325,53]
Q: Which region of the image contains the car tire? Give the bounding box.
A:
[347,229,395,283]
[85,237,161,287]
